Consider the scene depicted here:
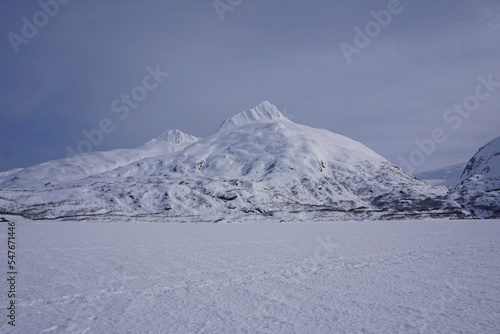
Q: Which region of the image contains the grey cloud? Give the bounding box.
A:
[0,0,498,173]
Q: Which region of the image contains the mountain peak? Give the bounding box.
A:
[219,101,289,130]
[148,129,200,145]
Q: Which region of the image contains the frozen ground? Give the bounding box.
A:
[1,217,500,334]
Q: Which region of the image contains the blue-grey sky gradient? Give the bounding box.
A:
[1,0,499,173]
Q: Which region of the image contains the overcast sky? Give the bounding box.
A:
[0,0,499,173]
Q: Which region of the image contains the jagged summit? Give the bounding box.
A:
[218,101,290,130]
[147,129,200,145]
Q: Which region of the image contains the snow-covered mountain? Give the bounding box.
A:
[453,136,500,218]
[0,129,200,187]
[0,102,466,221]
[414,162,467,186]
[460,136,500,180]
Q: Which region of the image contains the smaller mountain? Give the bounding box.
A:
[453,136,500,218]
[147,129,200,145]
[414,162,467,186]
[0,129,200,188]
[218,101,289,130]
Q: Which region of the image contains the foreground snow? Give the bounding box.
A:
[2,217,500,333]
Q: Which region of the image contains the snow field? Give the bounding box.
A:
[1,218,499,333]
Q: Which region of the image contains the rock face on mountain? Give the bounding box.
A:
[0,102,467,221]
[453,136,500,218]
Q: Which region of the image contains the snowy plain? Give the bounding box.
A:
[1,216,499,334]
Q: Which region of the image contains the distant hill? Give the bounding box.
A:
[414,162,467,186]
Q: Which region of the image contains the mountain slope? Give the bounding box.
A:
[0,102,465,221]
[453,136,500,218]
[460,136,500,180]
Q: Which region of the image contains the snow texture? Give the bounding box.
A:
[1,216,499,334]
